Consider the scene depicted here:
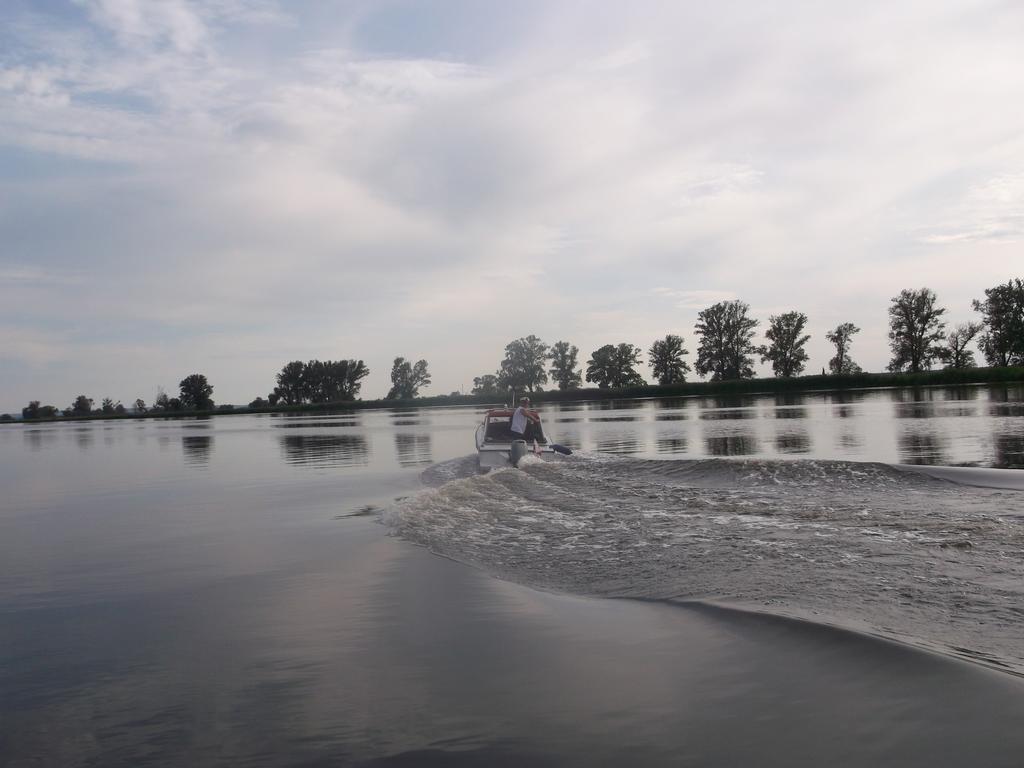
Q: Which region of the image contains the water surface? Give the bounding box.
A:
[2,385,1023,766]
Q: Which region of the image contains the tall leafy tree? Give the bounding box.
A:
[694,300,759,381]
[942,322,983,369]
[274,361,306,405]
[497,335,549,392]
[887,288,947,373]
[648,334,691,385]
[972,278,1024,366]
[472,374,499,396]
[387,357,431,399]
[273,359,368,404]
[134,398,147,413]
[179,373,214,410]
[548,341,582,390]
[586,343,646,388]
[101,398,115,414]
[69,395,93,415]
[759,312,811,377]
[825,322,862,375]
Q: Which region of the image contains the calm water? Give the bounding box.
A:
[2,384,1024,766]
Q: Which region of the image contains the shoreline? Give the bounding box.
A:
[6,365,1024,425]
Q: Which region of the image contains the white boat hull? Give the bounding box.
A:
[475,423,554,468]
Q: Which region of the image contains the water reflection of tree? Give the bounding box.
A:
[896,430,949,465]
[394,433,432,467]
[993,432,1024,469]
[830,390,863,419]
[987,384,1024,403]
[773,393,807,420]
[390,409,427,427]
[893,391,936,419]
[700,396,756,420]
[657,437,688,455]
[655,412,687,421]
[594,436,640,454]
[705,435,759,456]
[23,429,51,451]
[278,434,369,468]
[988,391,1024,417]
[182,435,214,468]
[943,386,979,401]
[775,430,811,454]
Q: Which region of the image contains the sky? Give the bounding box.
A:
[2,0,1023,410]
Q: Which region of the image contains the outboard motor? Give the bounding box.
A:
[510,439,528,467]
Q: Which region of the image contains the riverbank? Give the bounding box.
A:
[7,365,1024,424]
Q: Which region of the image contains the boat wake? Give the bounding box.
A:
[385,455,1024,675]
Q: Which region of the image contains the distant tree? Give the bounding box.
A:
[179,374,214,410]
[101,398,115,414]
[134,398,147,413]
[267,392,280,406]
[386,357,431,399]
[497,335,549,393]
[69,395,94,416]
[972,278,1024,367]
[586,343,646,388]
[114,402,126,414]
[825,323,862,375]
[887,288,947,373]
[0,414,13,422]
[759,312,811,377]
[167,397,183,411]
[22,401,57,420]
[274,361,306,405]
[549,341,582,390]
[694,300,759,381]
[941,322,983,369]
[273,359,368,404]
[472,374,500,396]
[318,359,368,402]
[154,388,170,412]
[249,397,268,408]
[648,334,691,385]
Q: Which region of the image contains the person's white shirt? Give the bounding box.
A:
[510,406,528,435]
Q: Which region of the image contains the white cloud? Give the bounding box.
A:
[2,0,1023,407]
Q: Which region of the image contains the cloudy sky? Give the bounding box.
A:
[2,0,1022,410]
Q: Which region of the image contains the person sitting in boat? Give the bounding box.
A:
[510,396,540,440]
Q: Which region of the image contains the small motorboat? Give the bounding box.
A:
[474,408,569,469]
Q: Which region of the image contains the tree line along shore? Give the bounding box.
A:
[6,281,1023,423]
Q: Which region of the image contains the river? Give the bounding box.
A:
[1,384,1023,766]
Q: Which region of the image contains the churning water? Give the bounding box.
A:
[393,454,1024,674]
